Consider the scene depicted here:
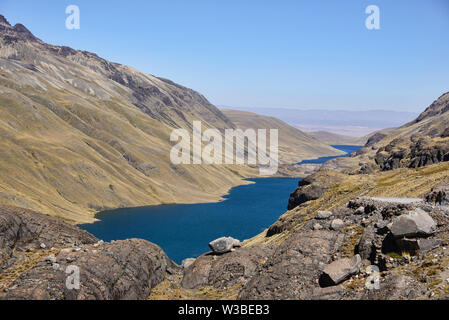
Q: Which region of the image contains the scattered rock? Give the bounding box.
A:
[316,211,332,220]
[330,219,344,231]
[1,239,177,300]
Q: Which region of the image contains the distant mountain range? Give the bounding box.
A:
[218,106,419,137]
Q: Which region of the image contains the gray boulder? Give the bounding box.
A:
[208,237,241,254]
[330,219,344,231]
[321,255,362,286]
[390,208,437,238]
[316,211,332,220]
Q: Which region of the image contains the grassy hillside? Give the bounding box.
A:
[221,109,345,164]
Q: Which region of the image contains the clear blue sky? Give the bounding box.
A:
[1,0,448,112]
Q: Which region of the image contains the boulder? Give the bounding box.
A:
[182,246,273,290]
[316,211,332,220]
[389,208,437,238]
[356,226,377,261]
[321,255,362,286]
[330,219,344,231]
[208,237,241,254]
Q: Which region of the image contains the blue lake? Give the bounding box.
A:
[80,145,362,264]
[297,145,361,164]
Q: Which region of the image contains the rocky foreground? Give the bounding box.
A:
[0,206,177,299]
[2,178,449,300]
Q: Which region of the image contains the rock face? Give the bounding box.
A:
[0,206,176,300]
[181,245,273,290]
[389,209,437,238]
[239,230,343,300]
[208,237,241,254]
[287,171,346,210]
[0,206,98,271]
[321,255,362,286]
[375,136,449,171]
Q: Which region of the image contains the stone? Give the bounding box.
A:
[316,211,332,220]
[321,255,362,286]
[389,208,437,238]
[313,223,323,230]
[208,237,241,254]
[182,258,196,269]
[330,219,344,231]
[355,206,365,215]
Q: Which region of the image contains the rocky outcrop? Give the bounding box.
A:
[237,191,449,299]
[375,136,449,171]
[0,206,97,271]
[287,171,346,210]
[0,206,176,300]
[239,229,344,300]
[1,239,177,300]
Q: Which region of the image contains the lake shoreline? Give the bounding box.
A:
[81,145,362,264]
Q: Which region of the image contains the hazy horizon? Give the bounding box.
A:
[219,105,419,136]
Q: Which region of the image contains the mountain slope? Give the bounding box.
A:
[0,16,258,223]
[221,109,344,164]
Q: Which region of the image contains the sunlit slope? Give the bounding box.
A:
[0,16,257,223]
[222,109,345,164]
